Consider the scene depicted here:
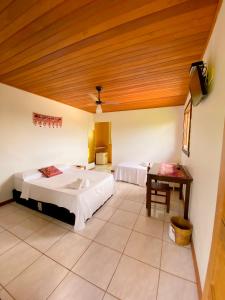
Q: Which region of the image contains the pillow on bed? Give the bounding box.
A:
[39,166,62,178]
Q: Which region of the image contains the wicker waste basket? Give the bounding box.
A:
[170,216,193,246]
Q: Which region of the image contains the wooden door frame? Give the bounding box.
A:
[202,122,225,299]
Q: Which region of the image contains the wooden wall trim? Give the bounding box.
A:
[191,240,202,300]
[0,199,14,207]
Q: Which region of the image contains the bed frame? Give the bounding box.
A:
[13,189,113,227]
[13,189,75,225]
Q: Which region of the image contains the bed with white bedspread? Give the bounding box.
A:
[14,166,115,231]
[114,162,148,186]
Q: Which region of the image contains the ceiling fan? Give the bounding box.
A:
[88,86,117,114]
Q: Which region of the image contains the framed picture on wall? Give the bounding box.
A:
[182,99,192,156]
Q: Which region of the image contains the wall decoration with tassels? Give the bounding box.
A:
[33,113,62,128]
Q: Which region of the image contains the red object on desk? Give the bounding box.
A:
[158,163,186,178]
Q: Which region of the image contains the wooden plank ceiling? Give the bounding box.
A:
[0,0,219,113]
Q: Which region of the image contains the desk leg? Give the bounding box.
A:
[146,187,148,209]
[184,183,190,219]
[146,178,152,216]
[147,186,152,217]
[179,183,183,200]
[146,178,150,208]
[154,179,158,195]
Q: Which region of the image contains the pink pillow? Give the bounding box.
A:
[39,166,62,178]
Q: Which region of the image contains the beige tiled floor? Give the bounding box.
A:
[0,182,198,300]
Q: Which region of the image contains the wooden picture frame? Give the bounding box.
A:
[182,99,192,156]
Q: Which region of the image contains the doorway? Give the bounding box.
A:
[88,122,112,169]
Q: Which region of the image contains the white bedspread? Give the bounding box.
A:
[114,162,147,186]
[14,167,114,231]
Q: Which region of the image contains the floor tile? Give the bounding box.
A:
[157,271,198,300]
[119,200,142,214]
[161,242,196,282]
[0,183,195,300]
[134,215,163,239]
[108,255,159,300]
[77,217,106,239]
[124,231,162,268]
[73,242,121,290]
[123,192,145,203]
[109,209,138,229]
[0,204,19,217]
[170,200,184,213]
[0,241,41,286]
[10,202,23,208]
[6,255,68,300]
[163,222,174,244]
[0,231,20,255]
[103,293,118,300]
[0,210,29,229]
[140,204,166,221]
[51,218,74,231]
[48,272,104,300]
[46,231,91,269]
[25,223,67,252]
[0,289,14,300]
[9,215,49,240]
[30,210,54,222]
[95,223,131,252]
[94,205,116,221]
[139,204,148,217]
[106,196,123,208]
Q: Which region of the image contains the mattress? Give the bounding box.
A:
[14,167,115,231]
[114,162,147,187]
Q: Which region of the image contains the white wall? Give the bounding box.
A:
[95,106,183,167]
[181,2,225,288]
[0,83,92,202]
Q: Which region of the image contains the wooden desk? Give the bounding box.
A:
[147,163,193,219]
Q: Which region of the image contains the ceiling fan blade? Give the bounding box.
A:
[88,93,98,102]
[83,103,96,107]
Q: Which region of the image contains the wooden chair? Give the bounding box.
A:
[146,166,171,216]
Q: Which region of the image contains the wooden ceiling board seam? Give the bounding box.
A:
[1,26,210,84]
[0,0,188,70]
[0,0,95,62]
[0,0,216,76]
[6,31,209,86]
[0,0,74,46]
[11,44,205,90]
[19,54,201,93]
[0,2,214,80]
[0,0,93,60]
[0,0,38,32]
[0,0,13,15]
[0,0,219,112]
